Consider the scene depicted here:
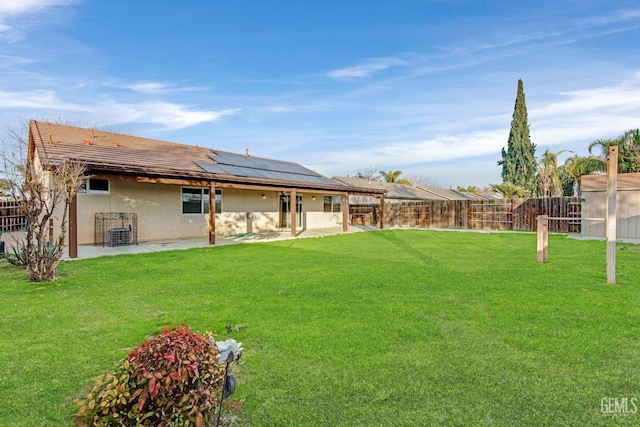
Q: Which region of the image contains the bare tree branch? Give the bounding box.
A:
[2,122,85,282]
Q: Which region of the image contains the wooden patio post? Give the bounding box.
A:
[49,218,54,246]
[379,195,385,229]
[536,215,548,263]
[290,190,297,237]
[208,182,216,245]
[69,194,78,258]
[606,146,618,284]
[342,194,349,233]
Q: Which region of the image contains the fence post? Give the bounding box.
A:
[537,215,548,263]
[379,195,385,229]
[606,146,618,284]
[69,194,78,259]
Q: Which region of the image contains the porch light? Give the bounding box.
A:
[261,193,266,199]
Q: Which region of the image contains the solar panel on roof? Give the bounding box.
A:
[215,164,249,176]
[249,168,274,179]
[194,160,339,185]
[195,162,224,174]
[208,152,321,177]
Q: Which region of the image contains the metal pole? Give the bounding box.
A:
[216,355,232,427]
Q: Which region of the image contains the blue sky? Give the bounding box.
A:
[1,1,639,188]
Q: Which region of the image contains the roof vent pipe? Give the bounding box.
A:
[245,148,249,158]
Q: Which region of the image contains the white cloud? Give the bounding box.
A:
[303,70,640,188]
[108,102,240,130]
[0,0,76,35]
[0,54,37,68]
[536,87,640,117]
[327,56,409,78]
[0,0,72,15]
[531,74,640,147]
[102,81,206,94]
[0,89,82,110]
[308,128,507,177]
[583,8,640,27]
[121,82,169,94]
[265,105,295,113]
[0,88,240,130]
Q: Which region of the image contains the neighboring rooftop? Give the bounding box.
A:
[333,176,474,202]
[416,186,478,201]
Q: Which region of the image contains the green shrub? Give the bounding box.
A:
[75,325,225,426]
[2,240,27,266]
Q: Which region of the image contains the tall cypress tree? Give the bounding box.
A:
[498,79,537,195]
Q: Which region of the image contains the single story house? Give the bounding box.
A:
[28,121,387,257]
[581,172,640,239]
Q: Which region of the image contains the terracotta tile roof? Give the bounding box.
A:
[29,120,384,194]
[31,120,211,178]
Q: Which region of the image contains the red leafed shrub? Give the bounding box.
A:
[75,325,225,426]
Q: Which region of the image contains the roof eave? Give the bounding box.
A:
[84,163,386,194]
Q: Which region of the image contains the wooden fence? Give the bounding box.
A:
[350,197,581,233]
[0,200,27,232]
[2,197,581,235]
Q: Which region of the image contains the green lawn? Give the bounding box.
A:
[1,229,640,426]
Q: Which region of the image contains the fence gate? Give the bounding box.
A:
[94,213,138,247]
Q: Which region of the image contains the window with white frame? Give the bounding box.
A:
[182,187,222,214]
[78,178,109,194]
[323,195,341,213]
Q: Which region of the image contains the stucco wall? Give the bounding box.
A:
[73,180,344,244]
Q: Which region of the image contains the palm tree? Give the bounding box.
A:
[562,154,606,196]
[588,129,640,173]
[457,185,478,193]
[537,149,569,197]
[379,170,412,186]
[490,182,529,198]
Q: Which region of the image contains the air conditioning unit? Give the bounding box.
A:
[107,228,131,247]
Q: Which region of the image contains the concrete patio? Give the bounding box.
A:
[1,225,379,260]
